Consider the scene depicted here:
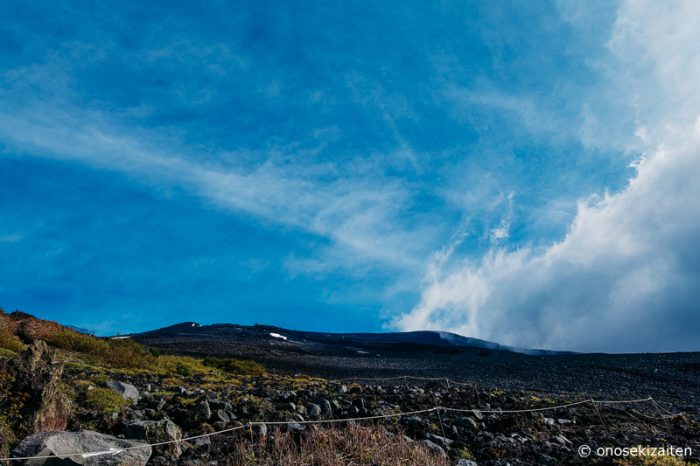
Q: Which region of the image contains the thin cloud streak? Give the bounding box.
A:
[0,100,428,272]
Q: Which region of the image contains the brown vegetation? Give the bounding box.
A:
[227,424,450,466]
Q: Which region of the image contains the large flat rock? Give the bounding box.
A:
[12,430,151,466]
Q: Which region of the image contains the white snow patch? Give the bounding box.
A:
[269,332,288,341]
[111,336,131,340]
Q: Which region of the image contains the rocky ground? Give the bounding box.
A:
[135,322,700,415]
[2,311,699,465]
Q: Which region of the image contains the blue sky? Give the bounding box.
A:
[1,1,699,352]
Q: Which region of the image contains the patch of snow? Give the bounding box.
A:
[269,332,288,341]
[111,336,131,340]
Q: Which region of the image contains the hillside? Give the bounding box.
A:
[1,310,699,465]
[133,321,569,354]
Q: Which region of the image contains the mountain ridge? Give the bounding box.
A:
[131,321,573,356]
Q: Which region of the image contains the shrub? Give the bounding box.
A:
[103,338,156,368]
[156,355,209,377]
[203,357,265,376]
[0,331,26,354]
[46,329,110,355]
[45,331,156,369]
[84,387,129,415]
[176,363,192,377]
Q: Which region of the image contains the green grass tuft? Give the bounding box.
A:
[84,387,130,414]
[203,357,265,376]
[0,331,26,353]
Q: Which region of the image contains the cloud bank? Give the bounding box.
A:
[396,0,700,352]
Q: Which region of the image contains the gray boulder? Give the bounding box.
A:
[126,419,182,460]
[105,381,140,404]
[12,430,151,465]
[427,433,454,449]
[252,423,267,437]
[320,399,333,417]
[213,409,230,423]
[190,400,212,423]
[209,400,232,411]
[284,421,304,434]
[307,403,321,418]
[456,460,478,466]
[421,439,446,458]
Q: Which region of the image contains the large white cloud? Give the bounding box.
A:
[396,0,700,352]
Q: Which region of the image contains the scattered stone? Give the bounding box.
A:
[213,409,230,423]
[156,398,167,411]
[106,381,140,404]
[194,436,211,449]
[190,400,212,423]
[456,460,478,466]
[307,403,321,418]
[428,433,454,449]
[320,399,333,416]
[421,439,447,458]
[457,417,480,430]
[253,424,267,437]
[552,434,572,446]
[212,421,227,431]
[126,419,183,460]
[285,421,304,434]
[209,400,232,411]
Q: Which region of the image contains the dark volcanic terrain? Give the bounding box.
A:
[2,311,699,465]
[134,322,700,415]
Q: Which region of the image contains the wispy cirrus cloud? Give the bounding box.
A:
[0,91,429,273]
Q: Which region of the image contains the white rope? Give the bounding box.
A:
[0,394,683,462]
[594,397,653,404]
[630,409,679,421]
[443,399,592,414]
[331,375,473,386]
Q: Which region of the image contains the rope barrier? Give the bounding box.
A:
[0,393,684,462]
[329,375,474,387]
[442,399,592,414]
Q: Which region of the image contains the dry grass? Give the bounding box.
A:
[226,423,450,466]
